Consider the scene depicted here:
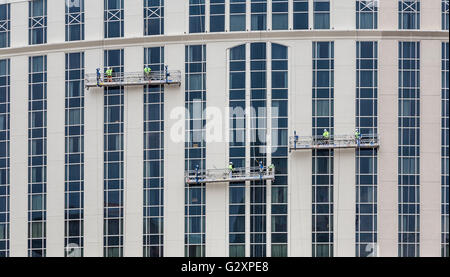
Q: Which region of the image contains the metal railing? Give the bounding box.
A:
[85,69,181,88]
[185,166,275,185]
[289,134,380,152]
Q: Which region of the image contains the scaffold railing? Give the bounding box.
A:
[85,68,181,89]
[289,134,380,152]
[185,166,275,185]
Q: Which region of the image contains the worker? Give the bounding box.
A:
[355,128,361,147]
[321,129,330,145]
[259,160,264,173]
[228,162,234,178]
[195,164,200,183]
[96,68,101,86]
[355,129,360,139]
[106,67,113,82]
[144,66,152,80]
[269,163,275,174]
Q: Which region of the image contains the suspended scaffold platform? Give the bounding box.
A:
[185,166,275,185]
[85,66,181,89]
[289,134,380,152]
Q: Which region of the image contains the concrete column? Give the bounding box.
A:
[85,0,104,41]
[332,0,355,30]
[166,0,188,35]
[289,40,312,257]
[123,46,144,257]
[164,44,185,257]
[10,1,28,48]
[9,56,28,257]
[378,39,398,257]
[84,49,104,257]
[46,52,65,257]
[205,42,230,257]
[124,0,143,38]
[47,0,65,44]
[334,40,356,257]
[420,40,441,256]
[267,0,272,31]
[421,0,441,31]
[379,0,397,30]
[288,0,294,30]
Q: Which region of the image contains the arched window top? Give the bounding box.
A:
[272,43,288,59]
[230,44,246,61]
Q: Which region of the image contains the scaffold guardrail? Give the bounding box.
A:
[185,166,275,185]
[85,68,181,89]
[289,134,380,152]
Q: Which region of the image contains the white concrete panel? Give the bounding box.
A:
[47,0,65,44]
[123,46,144,257]
[379,0,397,30]
[83,49,104,257]
[85,0,104,41]
[289,40,312,257]
[378,39,398,257]
[10,1,28,48]
[124,0,143,38]
[421,0,441,31]
[46,52,65,257]
[420,40,441,257]
[164,43,185,257]
[334,39,356,257]
[9,56,28,257]
[205,42,231,257]
[166,0,187,35]
[332,0,355,30]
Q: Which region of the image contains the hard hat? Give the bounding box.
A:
[230,162,233,164]
[324,129,327,132]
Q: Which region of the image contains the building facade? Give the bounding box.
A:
[0,0,448,257]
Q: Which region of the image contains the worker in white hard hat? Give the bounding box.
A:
[106,67,113,82]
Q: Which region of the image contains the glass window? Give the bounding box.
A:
[0,58,9,256]
[399,0,420,30]
[185,45,206,257]
[66,0,84,41]
[251,0,267,31]
[230,0,246,31]
[144,0,164,35]
[398,41,420,257]
[314,0,330,29]
[210,0,225,32]
[293,0,308,30]
[312,41,334,257]
[441,42,449,257]
[272,0,288,30]
[104,0,124,38]
[28,55,47,257]
[0,4,10,48]
[357,0,378,29]
[29,0,47,45]
[443,0,449,30]
[189,0,205,33]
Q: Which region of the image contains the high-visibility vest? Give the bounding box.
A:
[106,69,112,76]
[323,131,329,138]
[355,131,360,138]
[144,67,151,74]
